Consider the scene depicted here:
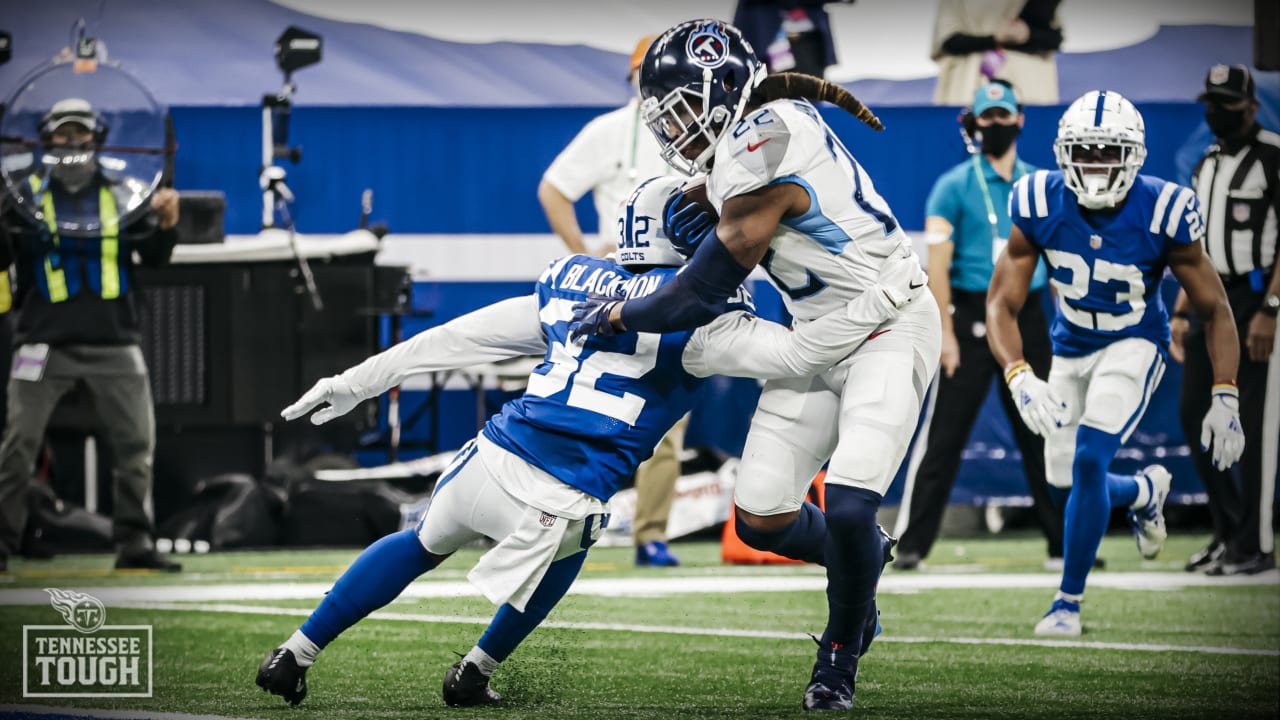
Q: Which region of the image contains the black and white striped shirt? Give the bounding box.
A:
[1191,126,1280,278]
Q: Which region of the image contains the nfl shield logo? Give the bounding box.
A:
[539,512,557,528]
[1090,235,1102,249]
[1233,202,1250,223]
[1209,64,1230,85]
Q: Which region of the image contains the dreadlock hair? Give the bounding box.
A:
[751,72,884,131]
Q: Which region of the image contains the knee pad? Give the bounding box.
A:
[1045,450,1075,489]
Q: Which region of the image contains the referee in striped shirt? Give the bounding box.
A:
[1171,64,1278,576]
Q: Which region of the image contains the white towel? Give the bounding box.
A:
[468,506,570,612]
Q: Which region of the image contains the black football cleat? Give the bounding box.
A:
[443,660,501,707]
[115,549,182,572]
[256,648,308,706]
[802,638,858,711]
[1185,540,1225,572]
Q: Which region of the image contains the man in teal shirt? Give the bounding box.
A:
[893,81,1063,570]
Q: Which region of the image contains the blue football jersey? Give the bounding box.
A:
[484,255,751,502]
[1009,171,1204,357]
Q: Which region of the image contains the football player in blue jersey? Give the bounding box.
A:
[986,90,1246,636]
[568,20,942,710]
[254,176,927,708]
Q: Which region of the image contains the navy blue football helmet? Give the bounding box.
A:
[638,20,765,175]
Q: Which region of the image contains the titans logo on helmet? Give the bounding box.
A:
[687,22,729,68]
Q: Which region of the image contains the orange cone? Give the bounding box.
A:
[721,471,826,564]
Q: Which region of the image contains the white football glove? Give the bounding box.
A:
[281,376,360,426]
[1200,385,1245,471]
[1006,366,1070,438]
[873,246,929,311]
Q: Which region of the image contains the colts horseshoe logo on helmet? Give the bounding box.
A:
[686,22,730,68]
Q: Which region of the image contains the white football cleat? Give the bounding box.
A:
[1129,465,1172,560]
[1034,599,1082,636]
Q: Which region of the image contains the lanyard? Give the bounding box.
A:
[971,154,1025,244]
[628,100,674,180]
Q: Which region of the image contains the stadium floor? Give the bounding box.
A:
[0,533,1276,719]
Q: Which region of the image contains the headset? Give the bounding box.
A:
[38,107,109,147]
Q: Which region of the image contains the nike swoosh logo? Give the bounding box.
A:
[908,279,925,289]
[868,329,891,341]
[746,138,771,152]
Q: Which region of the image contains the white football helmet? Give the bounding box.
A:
[1054,90,1147,209]
[613,176,688,268]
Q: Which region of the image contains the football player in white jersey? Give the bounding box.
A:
[986,90,1244,636]
[568,19,942,711]
[254,176,928,709]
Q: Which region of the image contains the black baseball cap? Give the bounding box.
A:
[1197,63,1256,103]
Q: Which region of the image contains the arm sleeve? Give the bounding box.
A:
[683,287,895,379]
[340,294,546,400]
[127,210,178,267]
[940,33,998,55]
[619,230,754,332]
[135,227,178,267]
[1014,0,1064,52]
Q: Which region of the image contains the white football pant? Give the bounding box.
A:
[417,434,608,610]
[1042,337,1166,489]
[735,294,942,515]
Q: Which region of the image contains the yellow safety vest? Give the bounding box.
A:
[27,175,121,302]
[0,267,11,314]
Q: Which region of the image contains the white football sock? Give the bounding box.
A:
[463,646,500,677]
[1054,591,1084,606]
[282,629,321,667]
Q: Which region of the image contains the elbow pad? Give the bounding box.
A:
[620,229,754,332]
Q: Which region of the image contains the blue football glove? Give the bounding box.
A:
[569,296,621,343]
[663,192,717,256]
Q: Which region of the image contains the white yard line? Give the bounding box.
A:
[111,601,1280,658]
[0,704,261,720]
[0,571,1275,606]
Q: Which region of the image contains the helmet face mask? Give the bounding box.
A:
[1054,91,1147,210]
[641,87,728,176]
[639,20,764,176]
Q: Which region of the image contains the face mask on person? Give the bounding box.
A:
[1205,104,1247,139]
[978,123,1020,157]
[49,149,97,194]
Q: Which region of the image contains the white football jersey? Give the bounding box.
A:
[707,99,916,321]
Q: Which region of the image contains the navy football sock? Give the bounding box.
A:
[1060,426,1123,596]
[820,486,884,654]
[300,529,438,648]
[734,502,827,565]
[478,552,586,662]
[1048,486,1070,510]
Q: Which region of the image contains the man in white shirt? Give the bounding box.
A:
[538,35,669,257]
[538,35,685,566]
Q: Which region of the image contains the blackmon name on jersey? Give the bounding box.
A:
[1010,170,1203,358]
[483,255,747,502]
